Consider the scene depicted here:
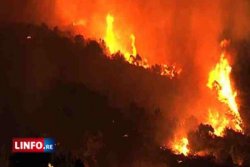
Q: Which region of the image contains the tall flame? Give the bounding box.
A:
[105,14,117,54]
[170,40,243,155]
[207,41,243,136]
[130,34,137,56]
[103,13,181,78]
[104,15,243,154]
[105,14,136,61]
[207,54,238,115]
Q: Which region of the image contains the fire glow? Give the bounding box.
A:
[72,12,244,157]
[171,40,244,155]
[103,14,181,78]
[207,40,243,136]
[172,137,189,156]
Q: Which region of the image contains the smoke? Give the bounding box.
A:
[2,0,249,132]
[0,0,55,23]
[1,0,250,166]
[1,0,249,62]
[1,0,249,114]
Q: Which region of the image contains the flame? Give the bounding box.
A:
[130,34,137,57]
[72,14,245,155]
[172,137,190,156]
[105,14,136,61]
[207,41,243,136]
[104,13,181,78]
[170,40,243,155]
[207,54,238,116]
[207,109,229,136]
[105,14,117,54]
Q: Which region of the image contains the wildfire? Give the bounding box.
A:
[103,13,181,78]
[105,14,118,54]
[73,14,243,156]
[170,40,244,156]
[130,34,137,57]
[105,14,137,61]
[207,109,229,136]
[207,54,238,116]
[207,40,243,136]
[172,137,190,156]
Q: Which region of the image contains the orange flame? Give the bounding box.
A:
[104,13,181,78]
[207,41,243,136]
[207,109,230,136]
[172,137,190,156]
[105,14,117,54]
[207,54,238,116]
[170,40,243,155]
[73,14,244,155]
[105,14,136,61]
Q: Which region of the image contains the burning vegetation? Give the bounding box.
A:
[170,39,244,157]
[1,0,250,166]
[103,13,181,78]
[206,47,243,136]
